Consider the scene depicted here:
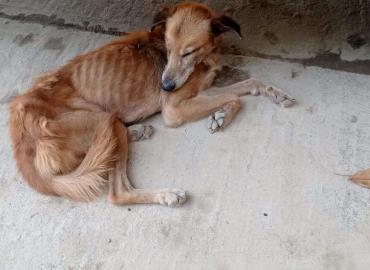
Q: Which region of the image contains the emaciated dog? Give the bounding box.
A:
[8,2,295,206]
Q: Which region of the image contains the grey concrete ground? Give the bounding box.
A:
[1,1,370,270]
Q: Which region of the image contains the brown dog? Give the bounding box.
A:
[8,2,295,206]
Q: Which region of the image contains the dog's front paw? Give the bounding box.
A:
[128,124,154,141]
[208,110,226,134]
[158,189,187,207]
[266,86,296,107]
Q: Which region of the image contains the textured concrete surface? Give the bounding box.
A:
[1,2,370,270]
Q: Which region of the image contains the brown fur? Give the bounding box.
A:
[8,2,294,206]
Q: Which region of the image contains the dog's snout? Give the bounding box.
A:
[161,78,176,92]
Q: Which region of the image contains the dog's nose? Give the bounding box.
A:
[161,78,176,91]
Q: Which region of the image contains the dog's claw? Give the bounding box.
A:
[216,117,224,126]
[208,109,226,133]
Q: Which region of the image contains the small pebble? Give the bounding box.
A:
[263,213,268,217]
[350,115,358,123]
[305,106,314,114]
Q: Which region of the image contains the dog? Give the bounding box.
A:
[8,2,295,206]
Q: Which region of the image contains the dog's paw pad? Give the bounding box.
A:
[159,189,187,207]
[208,110,226,134]
[266,86,296,108]
[128,124,154,141]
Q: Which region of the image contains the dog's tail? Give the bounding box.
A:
[8,75,117,201]
[47,117,117,201]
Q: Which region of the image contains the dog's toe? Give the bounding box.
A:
[208,109,226,133]
[128,124,154,141]
[159,189,187,207]
[141,125,154,139]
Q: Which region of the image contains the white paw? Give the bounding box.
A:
[159,189,187,207]
[266,86,296,107]
[128,124,154,141]
[208,110,226,134]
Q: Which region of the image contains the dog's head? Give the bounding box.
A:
[151,2,241,92]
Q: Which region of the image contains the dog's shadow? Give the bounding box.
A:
[213,64,250,87]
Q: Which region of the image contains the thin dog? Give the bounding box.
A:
[8,2,295,206]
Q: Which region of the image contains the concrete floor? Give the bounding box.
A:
[1,9,370,270]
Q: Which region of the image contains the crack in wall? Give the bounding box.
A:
[0,11,126,36]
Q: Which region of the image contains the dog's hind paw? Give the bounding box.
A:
[266,86,296,107]
[158,189,187,207]
[128,124,154,142]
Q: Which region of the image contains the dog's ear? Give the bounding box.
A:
[211,15,242,39]
[151,6,172,32]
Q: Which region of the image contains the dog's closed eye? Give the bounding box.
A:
[181,47,201,58]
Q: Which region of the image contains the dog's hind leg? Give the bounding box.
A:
[108,120,186,206]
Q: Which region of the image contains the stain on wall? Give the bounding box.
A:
[13,33,33,46]
[43,37,65,51]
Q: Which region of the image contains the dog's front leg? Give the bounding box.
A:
[162,93,241,133]
[206,78,296,107]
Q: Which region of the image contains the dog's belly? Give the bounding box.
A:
[115,91,162,123]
